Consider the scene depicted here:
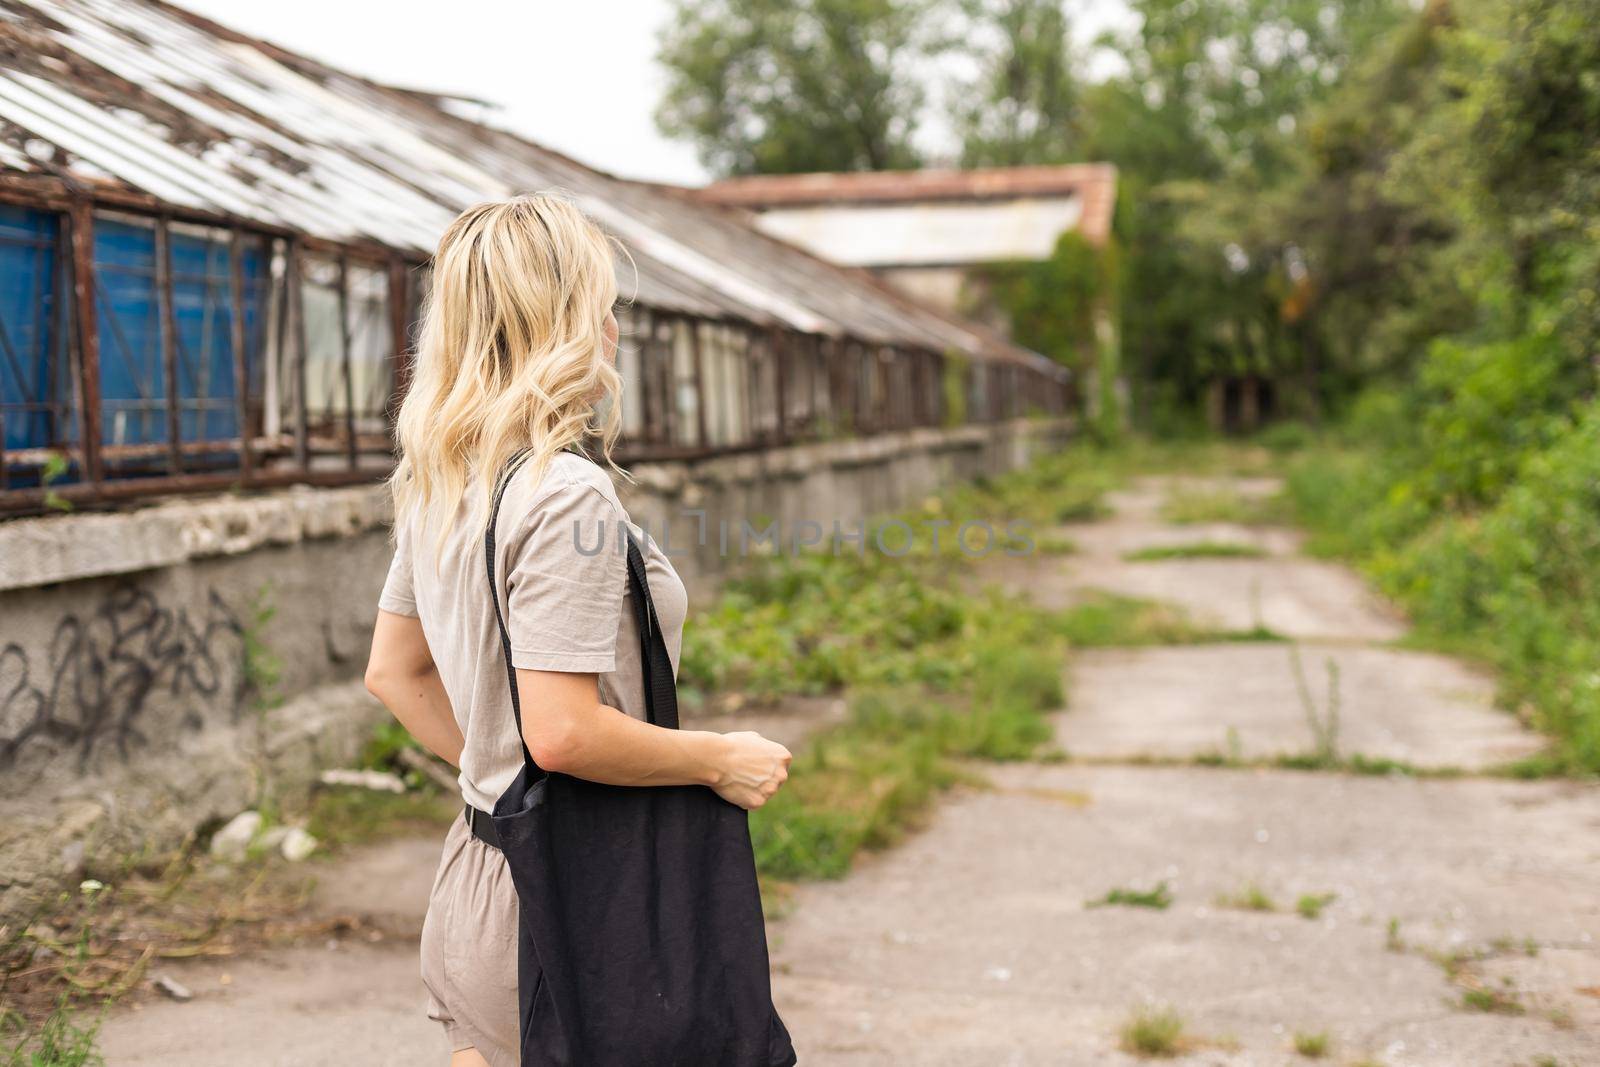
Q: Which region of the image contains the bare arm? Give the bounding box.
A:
[363,611,789,808]
[365,609,464,767]
[516,669,791,810]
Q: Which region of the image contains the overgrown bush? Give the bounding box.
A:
[1288,391,1600,773]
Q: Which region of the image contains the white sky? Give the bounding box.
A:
[181,0,1132,186]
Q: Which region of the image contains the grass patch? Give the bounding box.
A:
[1161,486,1291,526]
[939,447,1118,526]
[1051,592,1286,648]
[747,691,965,880]
[1491,750,1578,780]
[1459,986,1525,1015]
[1075,749,1469,779]
[749,623,1064,880]
[303,782,459,850]
[1344,753,1421,776]
[1295,893,1337,920]
[1119,1005,1188,1057]
[1216,883,1277,912]
[1,998,103,1066]
[1101,437,1282,479]
[1292,1030,1332,1058]
[1087,881,1173,910]
[1123,542,1267,561]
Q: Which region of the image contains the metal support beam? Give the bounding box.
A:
[228,228,254,484]
[154,217,181,474]
[770,327,788,444]
[657,315,675,446]
[66,198,102,488]
[387,255,411,436]
[687,316,709,448]
[286,240,309,471]
[337,256,356,469]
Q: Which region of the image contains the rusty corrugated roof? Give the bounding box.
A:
[697,164,1119,248]
[0,0,1062,374]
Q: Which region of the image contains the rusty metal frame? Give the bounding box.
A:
[154,216,181,474]
[687,316,710,448]
[632,306,656,447]
[228,228,255,484]
[66,198,103,490]
[387,255,412,434]
[1,191,1076,517]
[336,255,357,470]
[286,238,310,470]
[656,314,676,447]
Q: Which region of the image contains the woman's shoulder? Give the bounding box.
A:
[520,448,626,518]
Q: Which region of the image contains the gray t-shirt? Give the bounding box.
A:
[377,451,688,811]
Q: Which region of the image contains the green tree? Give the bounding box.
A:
[1445,0,1600,357]
[1084,0,1408,423]
[655,0,937,175]
[982,231,1109,369]
[953,0,1082,166]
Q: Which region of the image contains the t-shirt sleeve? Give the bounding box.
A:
[377,520,419,617]
[505,482,627,673]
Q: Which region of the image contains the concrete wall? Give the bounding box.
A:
[0,417,1069,917]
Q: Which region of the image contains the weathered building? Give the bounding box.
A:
[697,165,1116,329]
[0,0,1072,914]
[697,164,1120,423]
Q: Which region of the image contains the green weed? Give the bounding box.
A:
[1124,542,1267,561]
[1289,644,1341,766]
[1459,986,1524,1015]
[1,998,103,1067]
[242,584,284,711]
[1296,893,1337,920]
[1119,1005,1188,1057]
[304,782,458,849]
[1293,1030,1332,1058]
[1216,883,1277,912]
[40,451,74,514]
[1161,486,1289,526]
[1087,881,1173,910]
[1051,592,1284,648]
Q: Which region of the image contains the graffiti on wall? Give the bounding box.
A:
[0,586,246,772]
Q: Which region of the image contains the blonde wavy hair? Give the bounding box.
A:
[387,193,626,562]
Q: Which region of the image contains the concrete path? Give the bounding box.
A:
[1065,643,1541,770]
[771,475,1599,1065]
[1063,479,1409,642]
[98,474,1600,1066]
[770,764,1600,1066]
[1046,477,1541,771]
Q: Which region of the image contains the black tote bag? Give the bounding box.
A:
[483,447,797,1067]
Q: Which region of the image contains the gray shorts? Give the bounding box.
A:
[420,813,520,1066]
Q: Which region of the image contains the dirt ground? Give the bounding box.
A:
[96,476,1600,1067]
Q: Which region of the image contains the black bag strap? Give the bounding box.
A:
[485,446,539,770]
[483,447,679,773]
[624,535,680,731]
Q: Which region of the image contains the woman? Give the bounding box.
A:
[364,194,794,1067]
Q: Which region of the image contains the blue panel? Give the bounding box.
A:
[93,219,267,453]
[0,205,62,453]
[168,231,266,443]
[93,217,164,448]
[170,230,233,441]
